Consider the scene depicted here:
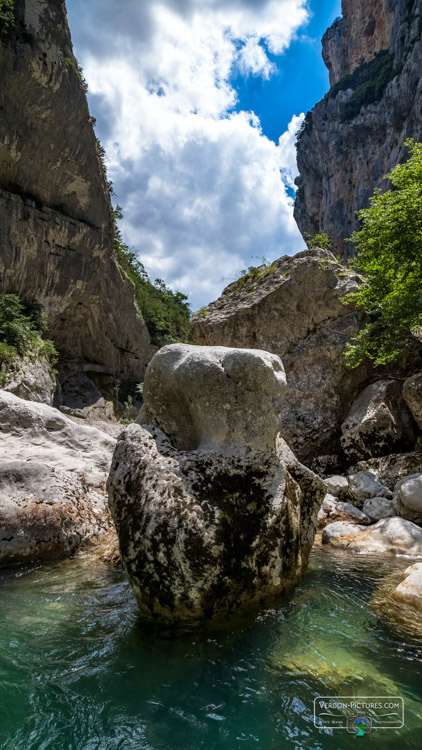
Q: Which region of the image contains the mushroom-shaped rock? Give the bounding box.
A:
[137,344,287,452]
[108,345,325,620]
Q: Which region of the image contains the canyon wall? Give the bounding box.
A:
[0,0,151,380]
[295,0,422,257]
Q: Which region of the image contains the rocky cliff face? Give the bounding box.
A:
[295,0,422,257]
[191,249,372,464]
[0,0,151,380]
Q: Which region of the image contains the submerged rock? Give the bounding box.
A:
[0,390,115,563]
[391,563,422,612]
[108,344,325,621]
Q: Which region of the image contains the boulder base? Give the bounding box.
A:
[108,424,325,621]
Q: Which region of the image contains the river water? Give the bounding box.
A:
[0,545,421,749]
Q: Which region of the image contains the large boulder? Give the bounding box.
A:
[138,344,287,452]
[348,470,392,505]
[341,380,417,462]
[108,344,325,621]
[3,356,55,405]
[362,496,397,522]
[0,390,115,563]
[403,373,422,430]
[351,451,422,492]
[322,517,422,556]
[395,474,422,525]
[190,249,371,463]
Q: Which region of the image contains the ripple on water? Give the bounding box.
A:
[0,548,421,749]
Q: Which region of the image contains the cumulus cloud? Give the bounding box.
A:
[69,0,308,309]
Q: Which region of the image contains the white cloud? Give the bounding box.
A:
[69,0,308,310]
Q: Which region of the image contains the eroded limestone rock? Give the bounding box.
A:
[322,517,422,556]
[341,380,417,462]
[391,563,422,612]
[138,344,287,452]
[190,249,371,463]
[403,373,422,431]
[396,474,422,525]
[108,345,325,620]
[3,356,55,405]
[0,390,115,563]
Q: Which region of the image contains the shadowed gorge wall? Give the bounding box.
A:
[0,0,151,379]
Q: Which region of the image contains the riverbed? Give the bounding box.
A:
[0,546,421,749]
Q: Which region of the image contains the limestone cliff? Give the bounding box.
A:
[191,249,372,464]
[295,0,422,257]
[0,0,151,380]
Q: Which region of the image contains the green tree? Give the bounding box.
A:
[0,294,58,372]
[304,231,332,251]
[344,139,422,368]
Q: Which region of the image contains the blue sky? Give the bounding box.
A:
[67,0,342,310]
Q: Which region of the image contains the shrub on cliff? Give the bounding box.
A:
[344,139,422,368]
[0,0,15,37]
[0,294,58,384]
[112,208,191,347]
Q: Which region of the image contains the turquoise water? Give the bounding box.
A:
[0,546,421,750]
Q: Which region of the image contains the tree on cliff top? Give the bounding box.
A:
[345,139,422,369]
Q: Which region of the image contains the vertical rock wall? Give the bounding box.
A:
[294,0,422,258]
[0,0,151,380]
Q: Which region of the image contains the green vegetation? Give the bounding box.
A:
[64,56,88,93]
[0,294,58,384]
[112,207,191,347]
[304,231,332,251]
[295,111,313,144]
[344,140,422,369]
[0,0,14,37]
[231,259,277,294]
[327,51,397,122]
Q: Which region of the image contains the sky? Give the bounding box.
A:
[67,0,342,311]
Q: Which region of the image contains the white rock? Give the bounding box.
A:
[0,390,115,563]
[391,563,422,611]
[324,475,349,499]
[349,470,392,503]
[322,493,338,514]
[362,496,397,522]
[333,501,371,525]
[395,474,422,524]
[3,356,55,405]
[322,517,422,556]
[138,343,287,452]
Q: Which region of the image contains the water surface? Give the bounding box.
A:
[0,546,421,749]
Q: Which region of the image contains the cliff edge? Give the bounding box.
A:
[295,0,422,257]
[0,0,151,381]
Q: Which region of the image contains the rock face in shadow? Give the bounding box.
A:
[0,0,150,380]
[107,344,325,621]
[190,249,371,463]
[295,0,422,257]
[0,390,116,563]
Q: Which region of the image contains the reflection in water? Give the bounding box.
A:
[0,547,421,749]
